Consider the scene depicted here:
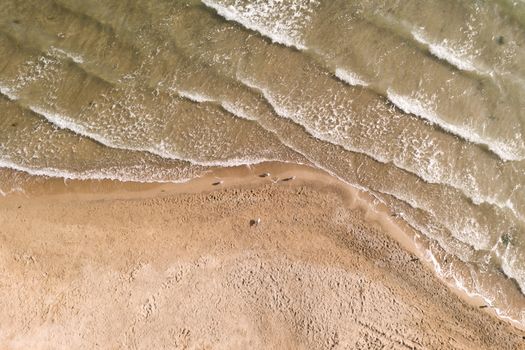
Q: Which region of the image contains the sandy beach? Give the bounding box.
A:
[1,0,525,348]
[0,163,523,350]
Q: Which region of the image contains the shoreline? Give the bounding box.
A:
[2,161,524,331]
[1,161,525,348]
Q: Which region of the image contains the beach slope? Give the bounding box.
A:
[0,169,523,349]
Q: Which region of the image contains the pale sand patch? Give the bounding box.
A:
[0,163,524,349]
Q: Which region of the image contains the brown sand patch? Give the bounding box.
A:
[0,165,524,349]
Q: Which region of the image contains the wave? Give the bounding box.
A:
[176,88,256,121]
[30,106,280,167]
[500,242,525,294]
[334,68,368,87]
[424,247,525,326]
[385,89,524,162]
[368,6,522,86]
[0,0,522,330]
[0,83,18,101]
[0,159,191,183]
[239,73,525,222]
[204,1,525,163]
[25,101,285,168]
[410,29,477,73]
[237,76,368,158]
[410,29,525,96]
[176,89,214,103]
[48,46,85,64]
[202,0,307,50]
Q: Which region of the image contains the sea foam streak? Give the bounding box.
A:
[27,103,281,168]
[335,68,369,87]
[205,1,525,162]
[0,75,289,170]
[411,30,477,72]
[424,247,525,325]
[381,195,525,325]
[177,90,213,103]
[177,89,256,121]
[5,66,522,226]
[240,74,525,226]
[49,47,85,64]
[0,83,18,101]
[386,89,524,161]
[202,0,309,50]
[0,159,189,183]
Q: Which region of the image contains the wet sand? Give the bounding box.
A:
[0,163,524,349]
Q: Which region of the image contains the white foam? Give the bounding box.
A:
[0,83,19,101]
[177,90,213,103]
[27,104,282,169]
[335,68,368,87]
[258,135,525,327]
[239,76,343,150]
[28,105,182,161]
[28,105,105,143]
[437,249,525,325]
[0,156,285,185]
[242,75,504,249]
[386,89,523,161]
[500,244,525,294]
[174,87,255,121]
[49,47,85,64]
[202,0,307,50]
[240,74,525,221]
[411,30,477,72]
[221,102,256,121]
[204,0,524,163]
[0,159,175,183]
[0,186,25,197]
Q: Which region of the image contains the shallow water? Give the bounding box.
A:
[0,0,524,325]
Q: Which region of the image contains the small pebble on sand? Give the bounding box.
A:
[281,176,296,182]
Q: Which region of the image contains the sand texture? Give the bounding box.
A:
[0,172,524,350]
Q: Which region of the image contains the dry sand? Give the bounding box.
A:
[0,163,524,350]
